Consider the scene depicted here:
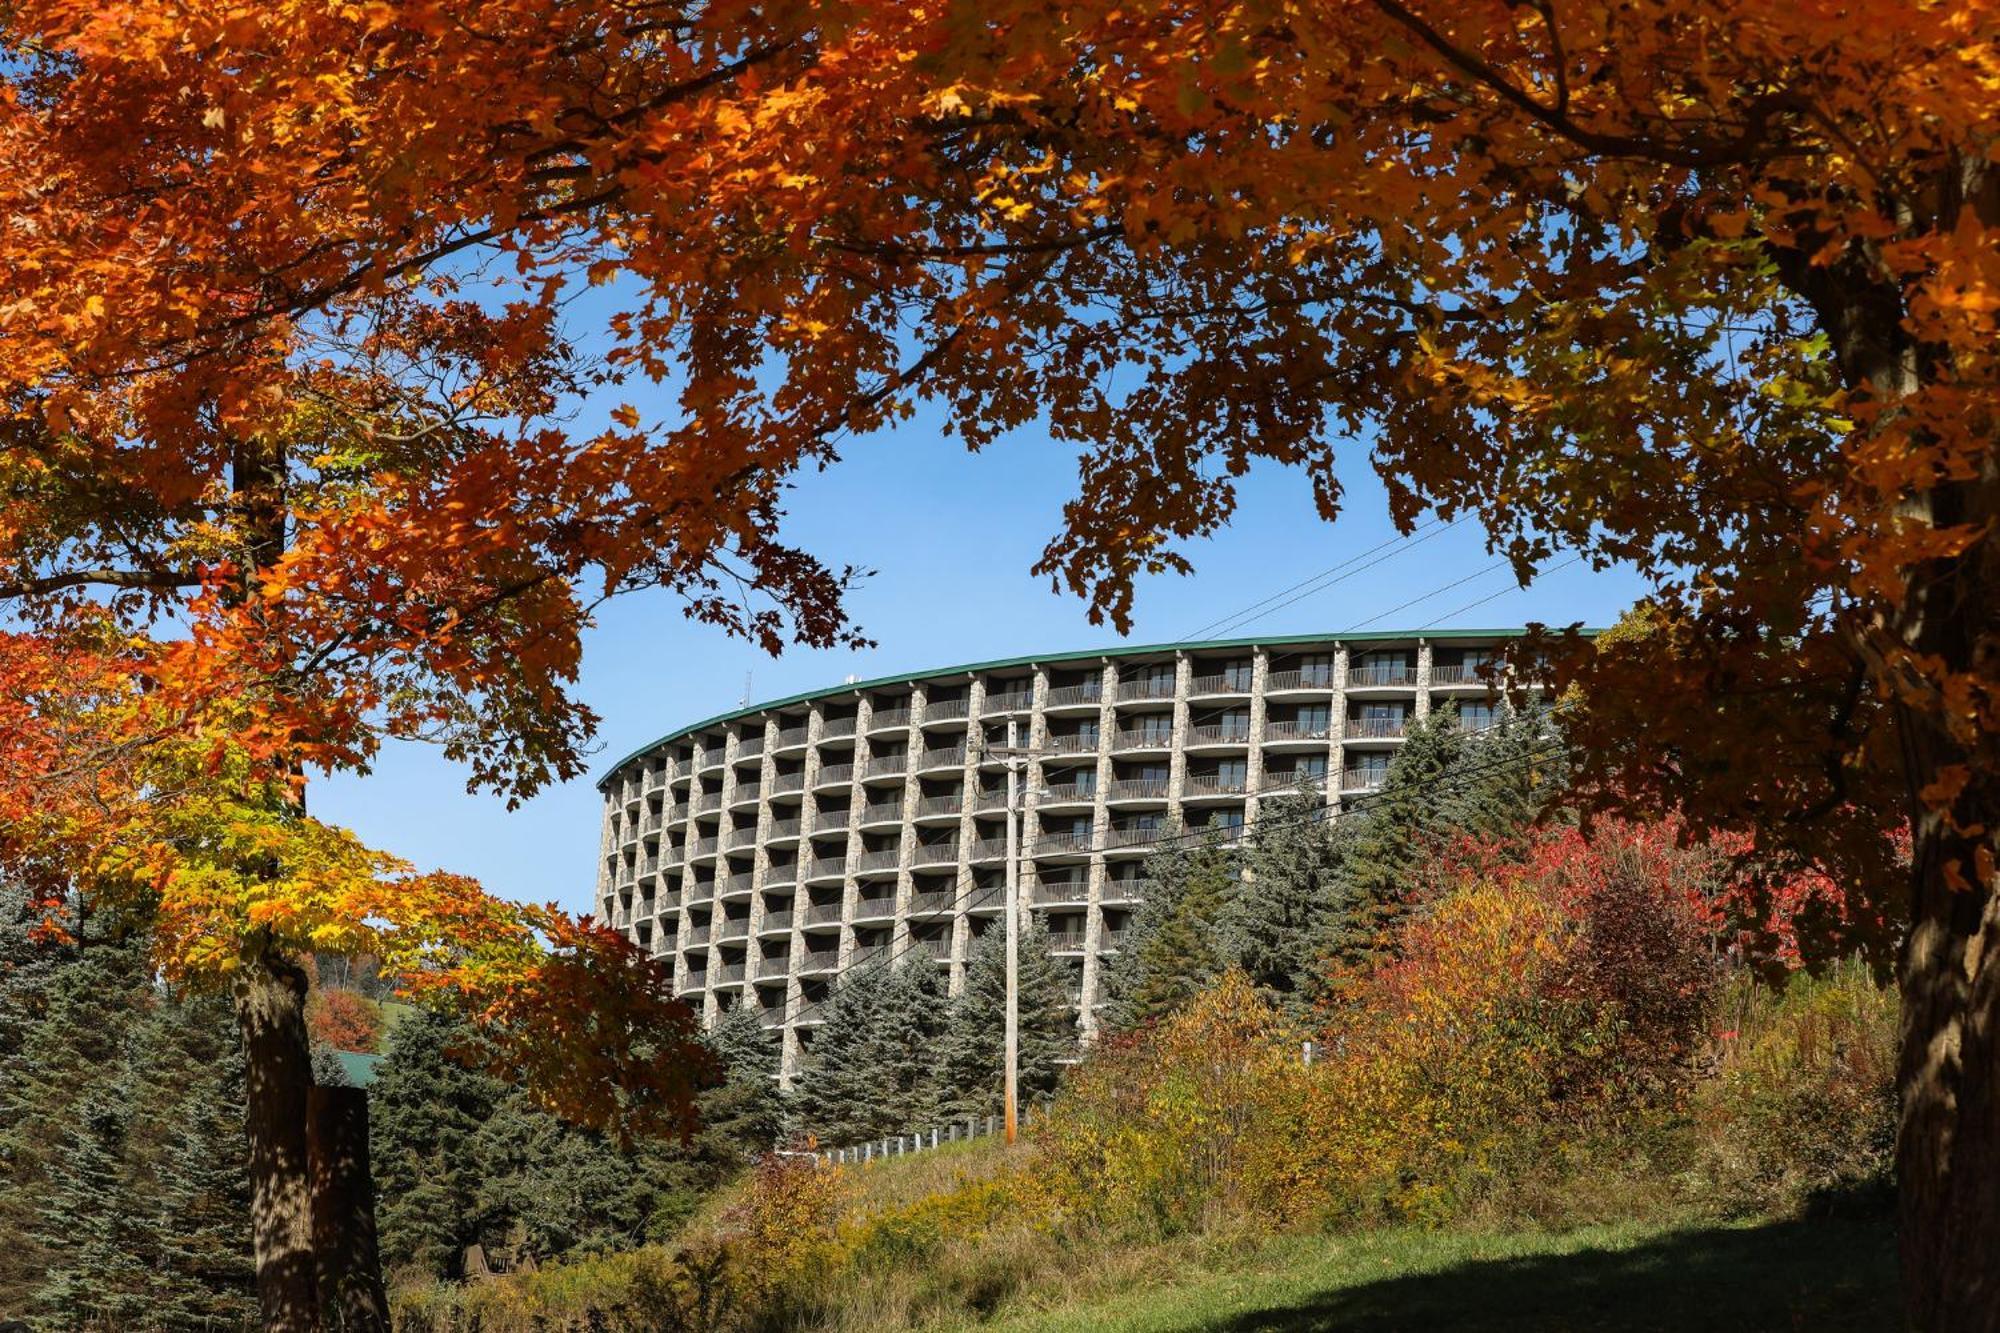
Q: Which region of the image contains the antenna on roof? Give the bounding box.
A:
[740,671,752,707]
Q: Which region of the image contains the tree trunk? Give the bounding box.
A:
[308,1086,390,1332]
[234,945,322,1333]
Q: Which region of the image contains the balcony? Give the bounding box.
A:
[1182,774,1248,798]
[859,799,904,826]
[763,864,800,892]
[1116,677,1176,703]
[1111,729,1173,752]
[922,698,969,723]
[688,835,720,860]
[677,970,708,994]
[1037,781,1095,808]
[820,716,858,739]
[640,807,662,835]
[852,895,897,922]
[805,856,847,884]
[1346,716,1407,740]
[718,917,751,941]
[811,813,850,837]
[909,889,957,915]
[774,724,810,751]
[1189,671,1252,697]
[916,793,965,819]
[693,791,723,816]
[814,762,855,789]
[868,707,913,733]
[1107,778,1169,802]
[770,771,806,796]
[698,749,726,774]
[1348,663,1418,688]
[1049,931,1089,954]
[850,944,889,969]
[1261,769,1325,792]
[1101,929,1130,953]
[1033,881,1090,907]
[853,847,903,874]
[1429,662,1495,686]
[1186,723,1251,747]
[766,817,802,842]
[759,910,795,935]
[1104,823,1165,850]
[974,788,1009,812]
[917,745,966,773]
[969,836,1010,861]
[796,948,840,974]
[737,734,765,760]
[981,689,1034,715]
[910,936,954,961]
[1265,719,1333,742]
[726,826,759,851]
[1046,732,1101,756]
[720,872,755,898]
[803,902,844,926]
[685,924,713,946]
[717,962,748,984]
[1266,669,1336,692]
[913,840,960,867]
[683,883,716,907]
[861,753,907,780]
[729,782,762,808]
[1342,767,1388,793]
[1044,682,1103,709]
[1101,878,1151,904]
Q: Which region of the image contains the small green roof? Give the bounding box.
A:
[332,1050,382,1089]
[596,626,1574,790]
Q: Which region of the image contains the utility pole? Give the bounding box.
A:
[1002,714,1021,1145]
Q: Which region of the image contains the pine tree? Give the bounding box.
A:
[29,1074,160,1327]
[1102,832,1237,1030]
[790,959,946,1144]
[1227,783,1344,1015]
[931,913,1077,1121]
[699,1005,785,1156]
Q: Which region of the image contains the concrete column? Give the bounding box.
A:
[1165,650,1192,825]
[1328,643,1349,807]
[839,693,872,971]
[948,676,987,996]
[1415,638,1433,720]
[1244,647,1270,826]
[892,686,926,961]
[1079,659,1118,1034]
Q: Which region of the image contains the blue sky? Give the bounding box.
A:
[314,402,1651,915]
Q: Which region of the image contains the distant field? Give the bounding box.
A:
[981,1214,1899,1333]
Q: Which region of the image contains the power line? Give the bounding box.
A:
[1186,515,1469,642]
[1417,553,1586,630]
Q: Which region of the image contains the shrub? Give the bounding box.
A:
[1693,958,1898,1217]
[306,984,383,1053]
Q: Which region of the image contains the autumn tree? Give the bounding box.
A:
[2,2,1996,1322]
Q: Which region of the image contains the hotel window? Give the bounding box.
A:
[1298,653,1336,687]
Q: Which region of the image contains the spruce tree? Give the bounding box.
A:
[1227,783,1344,1015]
[931,913,1076,1121]
[369,1006,505,1278]
[29,1074,159,1327]
[1101,832,1237,1030]
[699,1005,785,1155]
[149,993,257,1330]
[790,959,946,1144]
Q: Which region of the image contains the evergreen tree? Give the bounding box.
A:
[790,959,946,1144]
[1101,832,1237,1030]
[29,1074,159,1327]
[1227,783,1345,1015]
[699,1005,786,1154]
[148,994,257,1330]
[370,1006,504,1278]
[931,913,1077,1121]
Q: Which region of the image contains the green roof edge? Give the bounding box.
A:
[596,625,1597,790]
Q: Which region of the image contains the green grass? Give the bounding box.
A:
[982,1214,1899,1333]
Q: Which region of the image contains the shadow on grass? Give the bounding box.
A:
[1210,1212,1900,1333]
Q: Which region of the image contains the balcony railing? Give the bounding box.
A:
[718,962,747,983]
[910,936,954,961]
[678,971,708,992]
[737,735,765,759]
[640,808,662,834]
[805,857,847,881]
[1101,930,1130,952]
[820,716,858,738]
[1039,781,1096,805]
[685,925,713,945]
[859,800,904,824]
[1266,668,1337,691]
[767,817,802,840]
[917,794,965,818]
[868,708,913,732]
[760,910,795,933]
[775,725,811,750]
[1348,663,1418,687]
[852,894,897,920]
[1101,877,1151,901]
[804,902,845,926]
[1189,672,1252,695]
[850,944,889,968]
[970,837,1010,860]
[917,746,966,771]
[815,763,855,787]
[909,889,956,915]
[1047,732,1101,755]
[1034,828,1094,854]
[1346,716,1407,739]
[1107,778,1169,801]
[719,917,751,941]
[1187,723,1251,745]
[861,754,907,779]
[729,782,762,806]
[1342,767,1389,792]
[770,771,806,795]
[1266,719,1333,741]
[923,698,970,722]
[1112,729,1173,751]
[796,948,840,972]
[688,836,719,858]
[1044,682,1103,708]
[683,884,715,906]
[1183,774,1248,797]
[812,813,849,836]
[694,792,723,815]
[1262,770,1325,792]
[975,788,1009,811]
[1115,677,1176,702]
[1048,931,1089,953]
[913,841,960,866]
[1105,823,1165,849]
[1429,662,1494,685]
[854,847,903,872]
[721,872,756,896]
[1033,881,1089,906]
[981,689,1033,714]
[726,826,759,850]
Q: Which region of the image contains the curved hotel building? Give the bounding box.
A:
[596,630,1521,1079]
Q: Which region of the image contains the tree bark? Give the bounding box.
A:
[234,945,322,1333]
[308,1086,391,1332]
